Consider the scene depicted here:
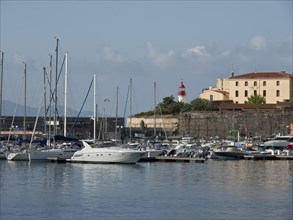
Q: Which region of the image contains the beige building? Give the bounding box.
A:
[199,71,293,104]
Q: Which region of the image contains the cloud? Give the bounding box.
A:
[250,36,266,50]
[221,50,231,57]
[102,47,125,63]
[147,42,175,67]
[182,45,208,57]
[13,54,25,64]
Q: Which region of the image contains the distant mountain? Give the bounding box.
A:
[1,100,97,117]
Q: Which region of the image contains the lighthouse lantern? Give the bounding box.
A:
[178,81,186,103]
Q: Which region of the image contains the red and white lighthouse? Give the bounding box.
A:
[178,80,186,103]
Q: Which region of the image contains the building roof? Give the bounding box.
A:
[229,71,293,79]
[204,89,229,95]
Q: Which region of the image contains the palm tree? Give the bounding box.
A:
[245,94,266,104]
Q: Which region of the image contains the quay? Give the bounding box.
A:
[243,154,293,160]
[47,155,293,163]
[154,156,206,163]
[47,156,206,163]
[47,157,68,163]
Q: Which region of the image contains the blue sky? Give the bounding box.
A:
[1,0,292,117]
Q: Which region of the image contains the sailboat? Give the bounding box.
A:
[0,52,8,159]
[139,82,165,161]
[6,62,30,161]
[8,42,80,161]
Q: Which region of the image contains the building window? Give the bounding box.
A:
[245,81,248,86]
[244,90,248,97]
[254,81,257,86]
[254,90,257,96]
[263,81,266,86]
[209,95,213,101]
[276,81,280,86]
[276,90,280,97]
[263,90,266,97]
[235,90,239,97]
[235,81,239,86]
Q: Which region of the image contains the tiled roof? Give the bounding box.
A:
[213,90,229,95]
[230,71,293,79]
[202,88,229,95]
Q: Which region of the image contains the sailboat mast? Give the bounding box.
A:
[49,55,52,147]
[0,52,4,139]
[93,74,96,141]
[129,78,132,141]
[23,62,27,140]
[115,86,118,141]
[43,67,47,136]
[64,52,68,137]
[154,82,156,137]
[54,38,59,145]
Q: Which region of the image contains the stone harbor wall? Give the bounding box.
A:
[178,109,293,138]
[127,109,293,139]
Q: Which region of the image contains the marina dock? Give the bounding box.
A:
[48,156,207,163]
[154,156,206,163]
[47,157,68,163]
[243,154,293,160]
[47,155,293,163]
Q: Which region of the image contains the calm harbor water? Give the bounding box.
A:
[0,160,292,220]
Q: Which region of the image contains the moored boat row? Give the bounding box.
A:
[1,134,293,163]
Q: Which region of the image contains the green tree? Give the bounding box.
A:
[190,98,218,111]
[245,94,266,104]
[181,103,192,112]
[135,96,218,116]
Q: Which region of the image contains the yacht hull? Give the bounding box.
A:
[70,150,145,164]
[29,149,77,160]
[7,151,29,161]
[213,151,246,160]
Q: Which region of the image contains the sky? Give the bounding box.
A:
[0,0,292,117]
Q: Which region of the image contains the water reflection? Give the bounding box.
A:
[69,163,145,195]
[0,160,292,220]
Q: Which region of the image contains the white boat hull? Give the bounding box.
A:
[7,148,77,161]
[139,149,164,161]
[29,148,77,160]
[7,151,29,161]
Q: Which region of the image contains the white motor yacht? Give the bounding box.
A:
[263,135,293,149]
[69,141,145,164]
